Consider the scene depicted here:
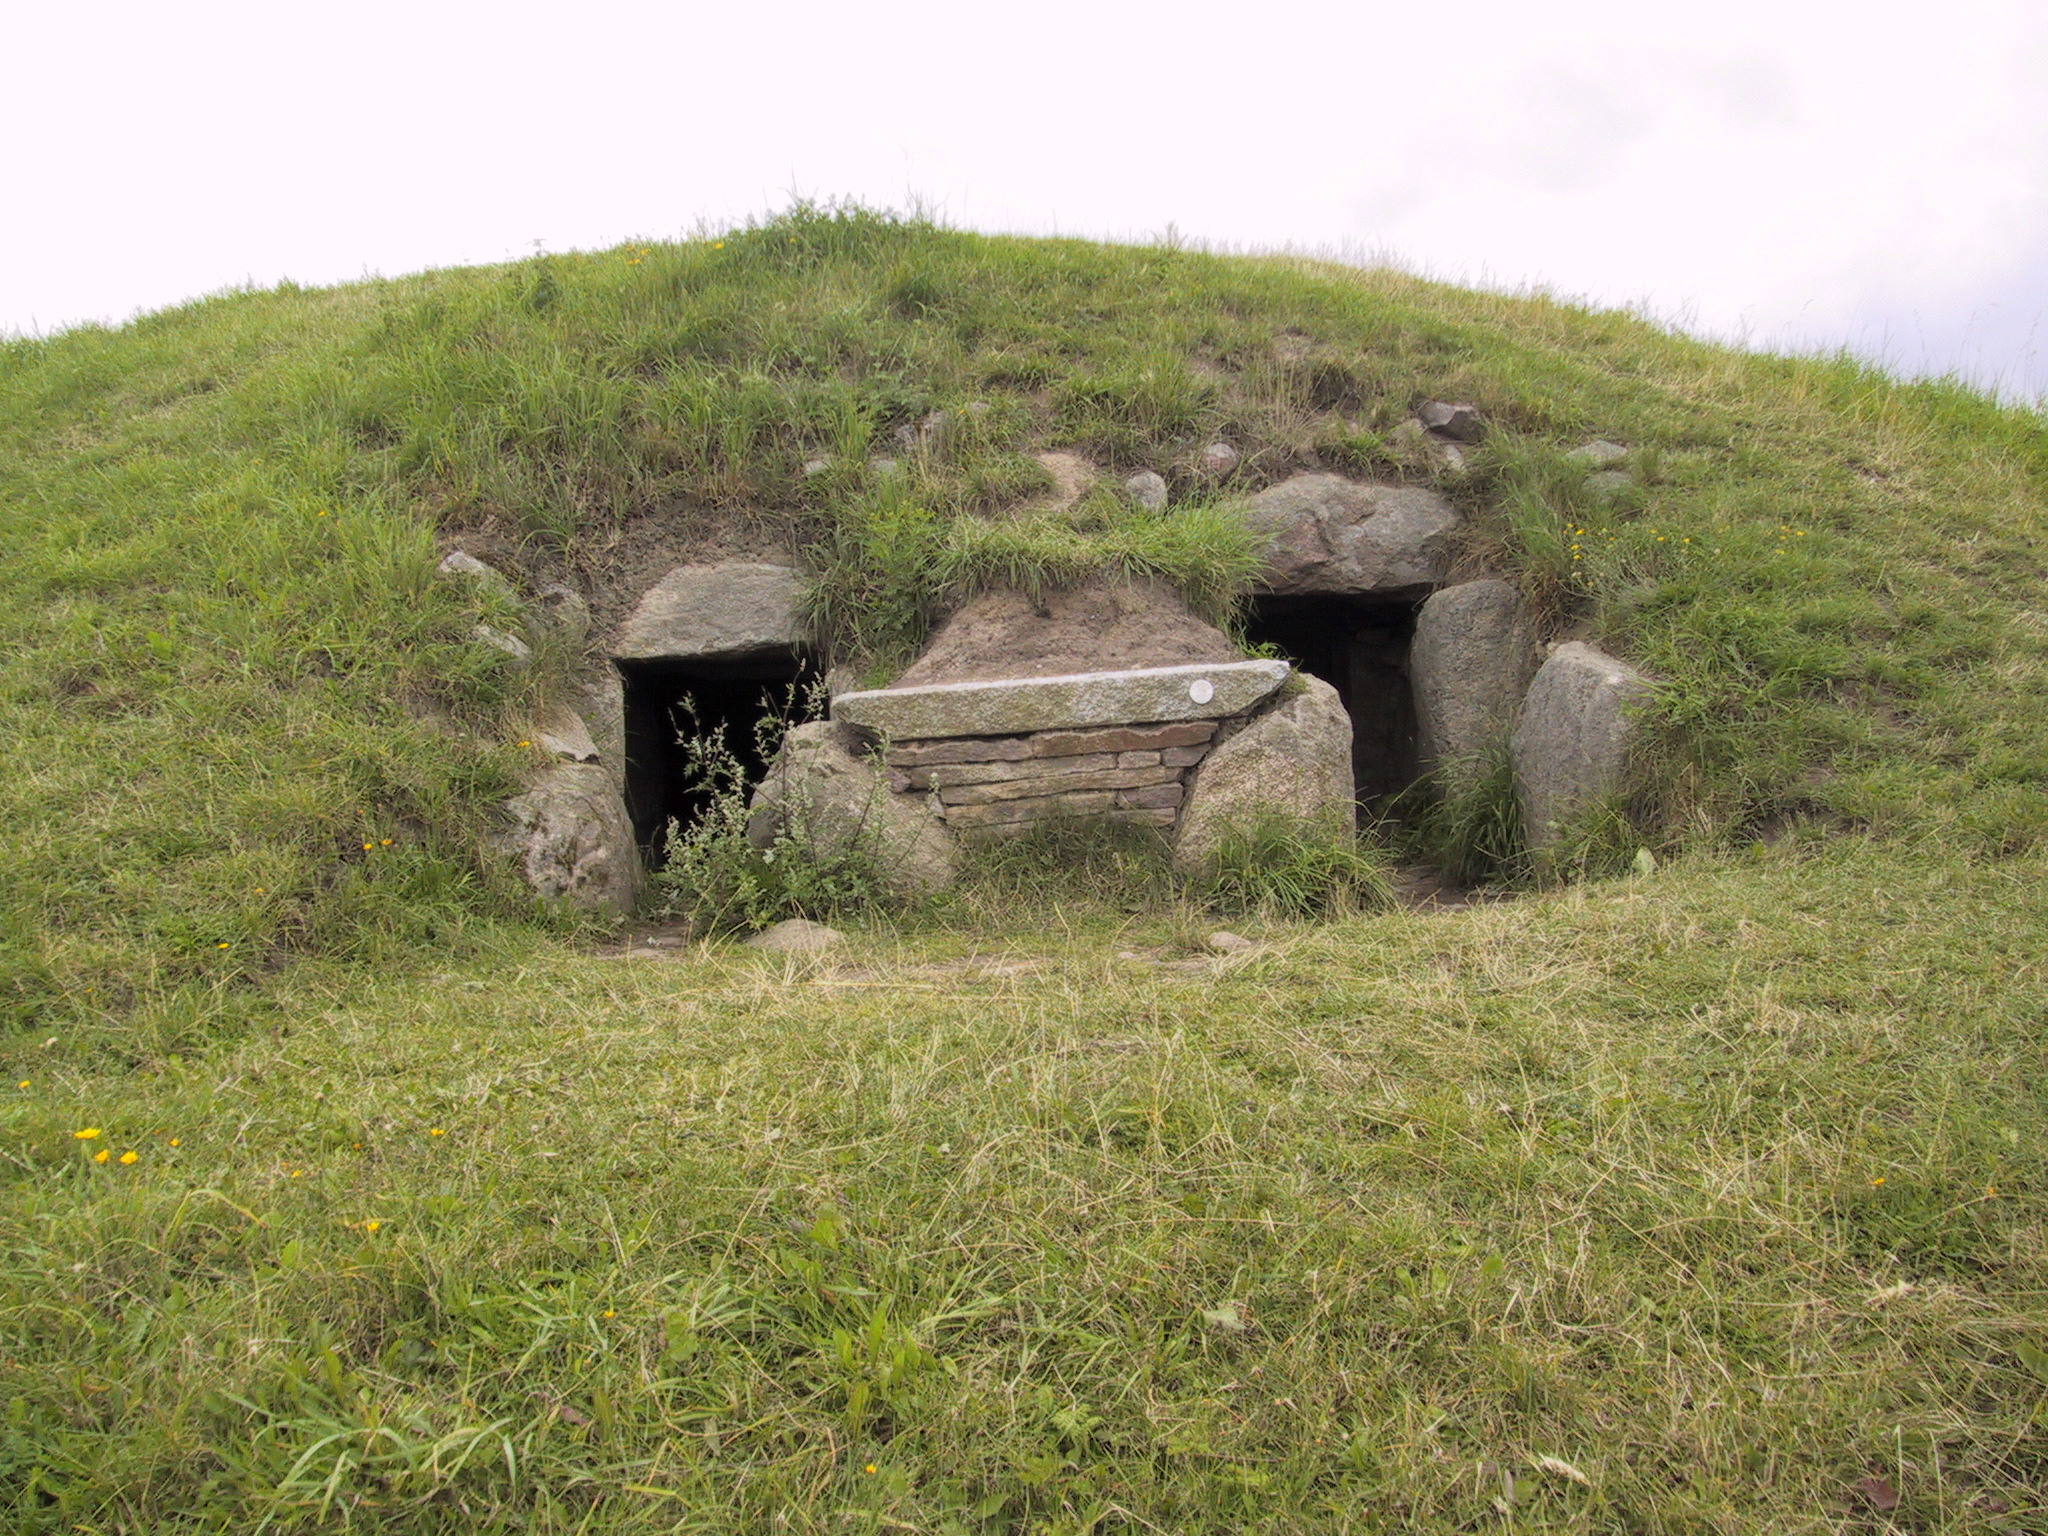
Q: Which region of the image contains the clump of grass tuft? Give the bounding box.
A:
[1195,812,1395,919]
[1403,744,1530,886]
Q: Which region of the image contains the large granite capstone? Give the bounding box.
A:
[1243,473,1462,596]
[833,661,1291,741]
[612,562,808,662]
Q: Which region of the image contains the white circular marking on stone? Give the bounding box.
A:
[1189,678,1215,704]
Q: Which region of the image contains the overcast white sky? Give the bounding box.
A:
[8,0,2045,401]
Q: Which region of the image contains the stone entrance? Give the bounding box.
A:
[1242,594,1422,809]
[620,654,820,860]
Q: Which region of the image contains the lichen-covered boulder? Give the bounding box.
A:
[1410,579,1538,785]
[1243,473,1462,596]
[1173,675,1354,872]
[1510,642,1653,848]
[747,722,957,897]
[498,763,641,912]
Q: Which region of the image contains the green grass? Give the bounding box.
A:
[4,199,2048,1529]
[5,842,2045,1531]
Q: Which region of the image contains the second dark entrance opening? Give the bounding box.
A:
[619,651,821,864]
[1242,595,1422,814]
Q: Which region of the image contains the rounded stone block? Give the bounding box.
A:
[1173,676,1355,872]
[1510,642,1653,848]
[612,562,808,662]
[1411,579,1538,784]
[1243,473,1462,596]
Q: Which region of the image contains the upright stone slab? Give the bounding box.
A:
[612,562,807,662]
[833,661,1289,741]
[1410,579,1538,785]
[747,722,957,897]
[498,763,641,913]
[1173,676,1355,872]
[1243,474,1462,596]
[1510,642,1653,848]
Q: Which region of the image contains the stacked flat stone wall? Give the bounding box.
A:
[884,720,1219,835]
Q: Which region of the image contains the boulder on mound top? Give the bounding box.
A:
[1510,642,1653,849]
[747,722,956,897]
[1173,675,1354,872]
[892,576,1239,688]
[1243,474,1462,596]
[613,562,807,662]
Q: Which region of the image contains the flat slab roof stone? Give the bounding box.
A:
[612,562,807,663]
[833,660,1290,740]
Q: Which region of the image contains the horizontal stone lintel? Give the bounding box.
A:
[884,718,1219,768]
[838,661,1289,741]
[936,765,1184,806]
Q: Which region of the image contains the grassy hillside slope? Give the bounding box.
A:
[2,205,2046,1532]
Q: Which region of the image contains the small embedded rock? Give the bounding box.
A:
[1206,931,1253,954]
[871,456,901,476]
[1198,442,1240,476]
[1568,439,1629,469]
[1416,400,1486,443]
[438,549,517,599]
[1389,419,1467,473]
[1124,470,1169,510]
[473,624,531,662]
[1586,469,1634,500]
[745,919,845,953]
[802,457,833,477]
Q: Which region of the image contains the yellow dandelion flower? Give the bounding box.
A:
[602,1309,617,1318]
[364,1219,382,1233]
[217,942,230,949]
[74,1127,101,1140]
[379,838,393,847]
[429,1127,446,1137]
[1872,1176,1886,1186]
[865,1463,878,1475]
[170,1138,181,1147]
[17,1081,28,1090]
[713,241,725,249]
[290,1169,303,1178]
[517,740,532,748]
[119,1150,138,1165]
[362,841,374,850]
[94,1149,110,1163]
[254,887,266,894]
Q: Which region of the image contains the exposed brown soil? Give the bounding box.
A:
[891,576,1243,686]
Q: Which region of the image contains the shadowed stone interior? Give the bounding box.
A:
[620,651,820,861]
[1241,594,1422,808]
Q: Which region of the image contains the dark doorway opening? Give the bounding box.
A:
[1242,595,1422,813]
[618,650,821,863]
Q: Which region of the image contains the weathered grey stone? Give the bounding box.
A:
[1411,580,1539,785]
[802,457,833,477]
[1568,439,1629,469]
[871,456,901,477]
[1199,442,1240,476]
[536,583,590,644]
[612,563,807,662]
[1243,473,1463,596]
[835,661,1290,741]
[1511,642,1653,848]
[498,763,640,912]
[1417,400,1486,443]
[1174,676,1355,871]
[745,918,843,953]
[746,722,956,898]
[474,624,532,663]
[438,549,516,599]
[536,707,601,764]
[1206,931,1253,954]
[1389,419,1468,474]
[1586,469,1634,500]
[1124,470,1169,510]
[580,671,627,794]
